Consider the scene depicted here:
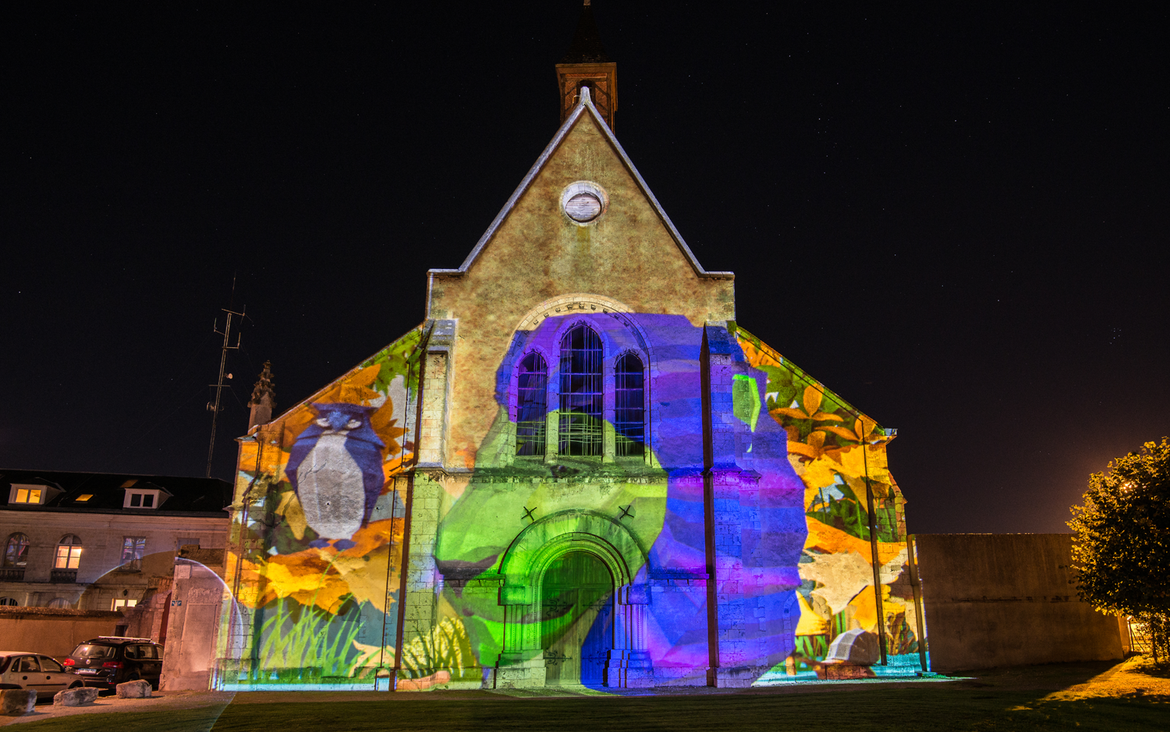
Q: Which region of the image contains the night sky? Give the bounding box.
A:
[4,3,1168,535]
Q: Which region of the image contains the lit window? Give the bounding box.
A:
[559,325,604,456]
[121,537,146,570]
[4,534,30,567]
[76,494,93,502]
[112,598,138,610]
[516,352,548,456]
[8,484,49,505]
[55,535,82,570]
[615,353,646,457]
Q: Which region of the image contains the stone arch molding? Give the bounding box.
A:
[498,509,647,605]
[494,508,655,687]
[515,293,632,331]
[514,293,652,355]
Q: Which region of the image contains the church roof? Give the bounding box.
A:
[559,2,611,64]
[430,87,732,284]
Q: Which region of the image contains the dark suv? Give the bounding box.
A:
[64,637,163,691]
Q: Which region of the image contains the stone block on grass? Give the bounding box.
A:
[115,680,152,698]
[54,687,100,706]
[0,689,36,716]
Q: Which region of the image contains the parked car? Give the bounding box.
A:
[0,652,83,699]
[64,637,163,691]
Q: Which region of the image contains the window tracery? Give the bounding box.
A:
[514,322,649,462]
[517,352,549,457]
[559,325,604,457]
[614,352,645,458]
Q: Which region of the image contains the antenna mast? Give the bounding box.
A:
[206,305,245,478]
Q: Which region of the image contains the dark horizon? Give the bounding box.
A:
[4,2,1168,535]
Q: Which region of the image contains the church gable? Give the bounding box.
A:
[426,92,736,469]
[427,91,734,330]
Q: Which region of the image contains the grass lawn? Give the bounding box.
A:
[9,658,1168,732]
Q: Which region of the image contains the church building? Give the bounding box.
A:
[211,4,927,690]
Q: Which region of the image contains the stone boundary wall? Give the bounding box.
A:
[0,608,124,659]
[915,533,1124,673]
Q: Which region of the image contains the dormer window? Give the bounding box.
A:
[124,488,165,509]
[9,483,52,506]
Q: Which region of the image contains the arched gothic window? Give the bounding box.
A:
[55,535,82,570]
[516,352,548,456]
[4,533,29,567]
[559,325,604,456]
[614,353,646,457]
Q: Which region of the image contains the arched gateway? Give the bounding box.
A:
[495,509,652,688]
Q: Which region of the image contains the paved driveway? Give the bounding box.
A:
[0,691,236,727]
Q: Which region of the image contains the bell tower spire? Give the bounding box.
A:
[556,0,617,130]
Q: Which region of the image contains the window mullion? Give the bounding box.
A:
[603,355,616,463]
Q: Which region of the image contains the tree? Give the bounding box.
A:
[1068,437,1170,663]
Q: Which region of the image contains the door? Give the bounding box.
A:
[36,656,72,696]
[134,645,163,685]
[15,655,67,698]
[13,656,44,696]
[541,551,613,685]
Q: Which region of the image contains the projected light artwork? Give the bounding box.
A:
[213,82,926,691]
[218,316,924,690]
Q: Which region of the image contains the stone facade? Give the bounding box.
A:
[212,87,923,692]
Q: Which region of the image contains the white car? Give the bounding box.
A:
[0,652,82,699]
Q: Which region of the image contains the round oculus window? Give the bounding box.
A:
[565,192,602,222]
[561,181,608,223]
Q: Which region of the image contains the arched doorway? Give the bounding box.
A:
[540,551,613,685]
[495,510,653,689]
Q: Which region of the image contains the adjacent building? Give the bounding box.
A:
[0,469,230,619]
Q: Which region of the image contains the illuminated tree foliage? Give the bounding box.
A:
[1069,438,1170,662]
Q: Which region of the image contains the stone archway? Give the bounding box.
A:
[495,510,653,688]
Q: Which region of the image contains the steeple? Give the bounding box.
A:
[556,0,617,130]
[247,361,276,429]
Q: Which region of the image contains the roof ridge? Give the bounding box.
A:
[427,87,732,287]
